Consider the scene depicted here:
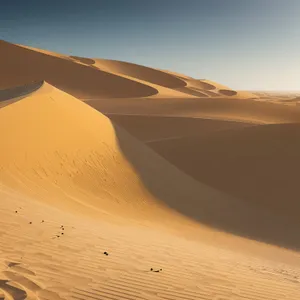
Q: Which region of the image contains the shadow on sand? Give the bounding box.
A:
[112,121,300,251]
[0,81,44,108]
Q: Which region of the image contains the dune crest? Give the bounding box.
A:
[93,59,187,89]
[1,40,258,100]
[0,40,158,99]
[0,82,229,226]
[0,81,44,108]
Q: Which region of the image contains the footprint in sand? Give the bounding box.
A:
[0,279,27,300]
[0,262,64,299]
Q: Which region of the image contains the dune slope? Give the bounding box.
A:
[0,40,157,99]
[93,59,187,89]
[1,83,300,250]
[147,123,300,223]
[1,40,259,101]
[0,82,235,225]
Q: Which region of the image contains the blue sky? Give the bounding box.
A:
[1,0,300,90]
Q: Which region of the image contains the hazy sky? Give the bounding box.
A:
[1,0,300,90]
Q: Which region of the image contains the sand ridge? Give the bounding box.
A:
[0,40,158,99]
[0,40,258,100]
[0,82,236,227]
[92,59,187,89]
[91,59,196,99]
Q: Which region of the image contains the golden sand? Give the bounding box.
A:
[1,40,300,299]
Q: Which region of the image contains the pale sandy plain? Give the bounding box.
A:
[1,40,300,299]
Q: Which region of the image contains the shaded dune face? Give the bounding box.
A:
[219,89,238,96]
[0,40,254,100]
[147,124,300,224]
[190,80,216,90]
[0,41,157,99]
[0,81,45,109]
[93,59,187,89]
[112,120,300,250]
[0,81,44,102]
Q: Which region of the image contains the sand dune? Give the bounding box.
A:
[93,59,187,89]
[91,59,195,99]
[16,43,70,60]
[1,82,300,246]
[2,41,300,299]
[0,82,241,228]
[0,40,158,99]
[90,95,300,124]
[1,40,258,100]
[188,79,257,99]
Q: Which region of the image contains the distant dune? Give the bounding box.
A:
[0,40,258,100]
[93,59,187,88]
[0,40,157,98]
[1,40,300,299]
[91,95,300,124]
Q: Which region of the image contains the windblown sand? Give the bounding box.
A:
[1,40,300,299]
